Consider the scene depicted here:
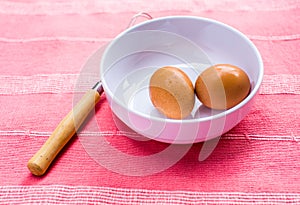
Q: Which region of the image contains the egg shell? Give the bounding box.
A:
[149,66,195,119]
[195,64,251,110]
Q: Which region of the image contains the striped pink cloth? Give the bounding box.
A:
[0,0,299,204]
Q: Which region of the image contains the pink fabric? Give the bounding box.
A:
[0,0,299,204]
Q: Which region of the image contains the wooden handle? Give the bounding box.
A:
[27,89,101,176]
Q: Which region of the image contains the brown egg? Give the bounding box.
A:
[195,64,251,110]
[149,66,195,119]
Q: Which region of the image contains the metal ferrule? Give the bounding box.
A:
[92,81,104,95]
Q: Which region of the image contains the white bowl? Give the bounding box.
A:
[100,16,263,144]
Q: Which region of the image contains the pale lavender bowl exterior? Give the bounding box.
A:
[101,16,264,144]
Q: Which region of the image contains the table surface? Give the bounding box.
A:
[0,0,299,204]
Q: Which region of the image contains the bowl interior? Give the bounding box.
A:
[101,16,263,122]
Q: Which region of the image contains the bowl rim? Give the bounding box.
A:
[100,15,264,124]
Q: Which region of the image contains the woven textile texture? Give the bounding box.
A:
[0,0,299,204]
